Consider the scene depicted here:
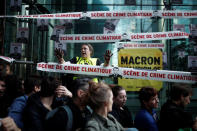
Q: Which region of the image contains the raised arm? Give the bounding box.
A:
[54,48,65,64]
[103,50,113,67]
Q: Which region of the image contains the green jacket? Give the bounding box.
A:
[84,112,124,131]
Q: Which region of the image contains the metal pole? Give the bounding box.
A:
[26,4,34,78]
[0,0,6,55]
[41,31,44,62]
[14,60,35,65]
[45,31,48,62]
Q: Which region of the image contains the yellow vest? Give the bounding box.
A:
[73,57,98,83]
[76,57,97,65]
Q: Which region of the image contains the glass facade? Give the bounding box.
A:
[1,0,197,117]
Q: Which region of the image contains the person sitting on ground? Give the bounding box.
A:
[8,77,41,130]
[45,78,92,131]
[159,84,197,131]
[5,75,24,108]
[84,81,124,131]
[134,87,159,131]
[23,76,71,131]
[23,77,60,131]
[110,85,134,128]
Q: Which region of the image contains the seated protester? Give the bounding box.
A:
[134,87,159,131]
[23,77,59,131]
[84,82,124,131]
[110,85,134,128]
[8,77,41,130]
[159,84,197,131]
[45,78,92,131]
[0,117,21,131]
[0,75,22,118]
[55,44,112,90]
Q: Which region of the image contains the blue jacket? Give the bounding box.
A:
[8,95,28,129]
[134,109,158,131]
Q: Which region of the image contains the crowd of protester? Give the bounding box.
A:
[0,44,196,131]
[0,66,196,131]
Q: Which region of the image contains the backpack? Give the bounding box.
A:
[45,105,73,131]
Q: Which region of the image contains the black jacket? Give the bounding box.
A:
[23,93,50,131]
[45,100,92,131]
[110,105,133,128]
[159,100,194,131]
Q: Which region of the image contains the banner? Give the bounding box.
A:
[117,42,165,49]
[103,19,119,34]
[118,48,163,91]
[59,31,189,43]
[51,25,65,42]
[172,0,183,4]
[188,56,197,72]
[0,10,194,19]
[120,68,196,83]
[10,0,22,12]
[173,24,185,32]
[17,12,83,19]
[37,19,49,31]
[16,27,29,44]
[189,24,197,42]
[0,56,15,63]
[125,0,136,5]
[36,62,197,84]
[9,43,22,60]
[37,62,113,76]
[54,41,67,54]
[59,19,73,29]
